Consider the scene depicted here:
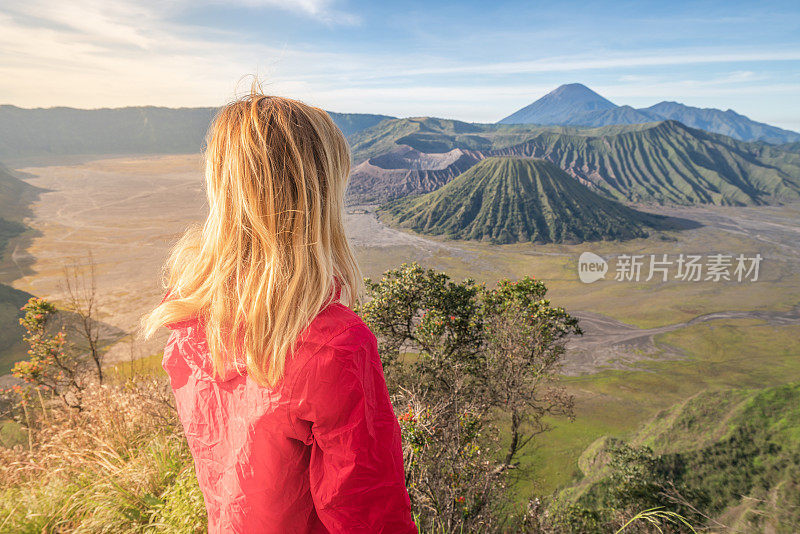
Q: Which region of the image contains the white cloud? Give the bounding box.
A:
[229,0,332,14]
[211,0,361,25]
[383,50,800,78]
[0,0,364,108]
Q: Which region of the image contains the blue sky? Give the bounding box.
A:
[1,0,799,130]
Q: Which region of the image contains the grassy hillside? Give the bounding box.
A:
[380,157,661,244]
[493,120,800,205]
[562,382,800,532]
[349,117,800,206]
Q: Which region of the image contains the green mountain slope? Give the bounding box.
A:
[494,120,800,205]
[643,101,800,144]
[0,283,34,375]
[0,163,39,258]
[349,118,800,206]
[564,382,800,532]
[0,163,38,220]
[348,116,618,163]
[380,158,660,244]
[326,111,394,137]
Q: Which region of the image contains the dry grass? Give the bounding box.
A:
[0,378,206,533]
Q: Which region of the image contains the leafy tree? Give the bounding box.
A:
[12,297,86,410]
[481,277,580,470]
[360,263,581,532]
[10,255,106,413]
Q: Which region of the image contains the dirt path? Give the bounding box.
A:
[564,307,800,375]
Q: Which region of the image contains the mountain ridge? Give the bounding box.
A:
[347,117,800,206]
[498,84,800,144]
[0,104,393,161]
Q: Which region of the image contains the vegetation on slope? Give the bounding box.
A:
[348,116,620,163]
[349,117,800,206]
[380,158,661,244]
[0,163,38,225]
[641,101,800,144]
[8,267,797,532]
[0,266,586,533]
[326,111,394,137]
[558,382,800,532]
[0,284,35,375]
[0,379,207,533]
[492,120,800,205]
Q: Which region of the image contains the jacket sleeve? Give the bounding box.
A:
[291,323,417,534]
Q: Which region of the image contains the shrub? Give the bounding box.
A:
[360,263,580,532]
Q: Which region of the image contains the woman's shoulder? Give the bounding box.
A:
[287,303,377,380]
[302,302,375,351]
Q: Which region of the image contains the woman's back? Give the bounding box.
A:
[163,300,415,533]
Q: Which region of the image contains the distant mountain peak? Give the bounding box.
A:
[642,101,800,143]
[498,84,616,125]
[549,83,610,99]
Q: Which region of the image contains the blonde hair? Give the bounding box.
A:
[143,93,361,387]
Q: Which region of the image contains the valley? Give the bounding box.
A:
[3,155,799,504]
[1,88,799,528]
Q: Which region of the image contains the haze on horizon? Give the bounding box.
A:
[1,0,799,131]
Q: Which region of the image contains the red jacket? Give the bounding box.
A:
[162,299,417,533]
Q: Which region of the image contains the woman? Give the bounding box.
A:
[143,93,416,533]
